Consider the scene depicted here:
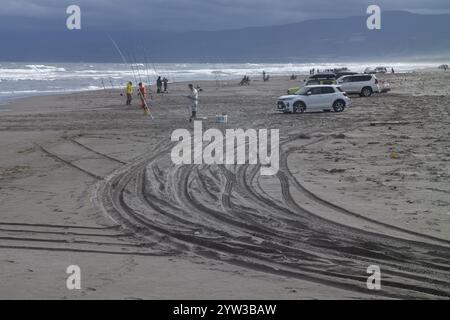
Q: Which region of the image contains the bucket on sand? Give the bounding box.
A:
[216,114,228,124]
[390,151,400,159]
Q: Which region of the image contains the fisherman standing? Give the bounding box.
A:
[187,84,198,122]
[157,76,163,93]
[163,77,168,93]
[126,81,133,105]
[138,82,153,118]
[138,82,148,109]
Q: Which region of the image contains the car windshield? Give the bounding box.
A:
[296,87,310,95]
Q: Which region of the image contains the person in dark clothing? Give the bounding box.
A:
[239,76,251,85]
[163,77,168,92]
[156,76,163,93]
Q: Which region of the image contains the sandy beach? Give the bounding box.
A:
[0,71,449,299]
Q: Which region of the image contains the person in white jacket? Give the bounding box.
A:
[187,84,198,122]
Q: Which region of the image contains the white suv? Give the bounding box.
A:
[276,85,351,113]
[336,74,380,97]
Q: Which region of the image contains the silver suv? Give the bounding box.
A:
[336,74,380,97]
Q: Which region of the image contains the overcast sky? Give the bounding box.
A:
[2,0,450,31]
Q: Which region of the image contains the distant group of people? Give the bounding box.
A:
[156,76,169,93]
[124,80,200,122]
[239,75,251,86]
[263,70,270,82]
[307,67,396,75]
[124,81,153,118]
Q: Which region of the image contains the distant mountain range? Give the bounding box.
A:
[1,11,449,62]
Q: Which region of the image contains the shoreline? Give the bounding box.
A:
[0,62,446,106]
[2,67,446,113]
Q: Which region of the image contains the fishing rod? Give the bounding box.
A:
[144,48,160,81]
[140,44,156,98]
[140,45,152,84]
[107,33,138,85]
[142,48,166,96]
[130,45,155,102]
[130,49,143,84]
[126,52,139,85]
[142,45,157,82]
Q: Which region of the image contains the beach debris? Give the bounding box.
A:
[215,114,228,124]
[370,121,421,126]
[292,133,311,139]
[390,151,400,159]
[331,133,346,139]
[328,168,346,174]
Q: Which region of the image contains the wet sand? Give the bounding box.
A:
[0,71,449,299]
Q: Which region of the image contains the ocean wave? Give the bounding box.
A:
[0,85,105,99]
[0,61,441,103]
[26,64,66,71]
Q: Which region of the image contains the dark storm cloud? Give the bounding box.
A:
[1,0,450,31]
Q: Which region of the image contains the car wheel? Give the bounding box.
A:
[333,100,345,112]
[293,102,306,114]
[361,87,372,97]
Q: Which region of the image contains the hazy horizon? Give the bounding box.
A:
[2,1,450,32]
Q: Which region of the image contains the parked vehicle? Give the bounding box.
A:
[335,71,358,79]
[287,74,337,94]
[277,85,351,114]
[378,79,391,93]
[364,67,388,74]
[332,67,349,73]
[336,74,380,97]
[309,73,336,80]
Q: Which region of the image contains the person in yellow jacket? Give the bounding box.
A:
[126,81,133,105]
